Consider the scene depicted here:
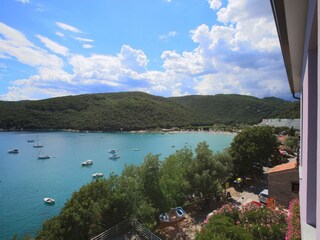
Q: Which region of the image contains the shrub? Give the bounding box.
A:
[197,203,287,240]
[286,199,301,240]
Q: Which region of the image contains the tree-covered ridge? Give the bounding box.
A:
[0,92,299,131]
[170,94,300,124]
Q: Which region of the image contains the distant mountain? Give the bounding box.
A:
[169,94,300,125]
[0,92,299,131]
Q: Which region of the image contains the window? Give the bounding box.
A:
[291,182,299,193]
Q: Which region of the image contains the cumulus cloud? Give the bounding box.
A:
[36,35,69,56]
[56,22,82,33]
[208,0,222,10]
[1,0,288,100]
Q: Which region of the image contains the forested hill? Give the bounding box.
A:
[169,94,300,125]
[0,92,299,131]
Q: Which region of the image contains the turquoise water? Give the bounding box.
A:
[0,131,234,239]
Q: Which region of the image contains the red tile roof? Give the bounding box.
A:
[268,161,297,174]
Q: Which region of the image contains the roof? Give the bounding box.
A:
[268,161,297,174]
[270,0,310,94]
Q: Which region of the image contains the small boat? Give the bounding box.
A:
[38,148,50,159]
[8,149,19,154]
[92,173,104,178]
[33,144,43,148]
[81,159,93,166]
[108,149,116,154]
[133,148,139,151]
[109,154,120,160]
[44,198,55,204]
[27,139,35,143]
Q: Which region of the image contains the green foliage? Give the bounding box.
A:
[187,142,232,199]
[197,204,286,240]
[285,136,300,152]
[160,147,193,208]
[36,142,232,239]
[229,126,279,177]
[171,94,300,125]
[0,92,299,130]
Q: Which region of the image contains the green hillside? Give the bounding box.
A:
[170,94,299,124]
[0,92,299,131]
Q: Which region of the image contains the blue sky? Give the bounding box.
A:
[0,0,290,100]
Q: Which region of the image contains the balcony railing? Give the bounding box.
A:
[90,218,162,240]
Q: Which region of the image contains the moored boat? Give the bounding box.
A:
[109,154,120,160]
[8,149,19,154]
[81,159,93,166]
[44,197,55,204]
[108,149,116,154]
[92,172,104,178]
[38,155,50,159]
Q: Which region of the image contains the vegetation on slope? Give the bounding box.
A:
[0,92,299,131]
[170,94,300,124]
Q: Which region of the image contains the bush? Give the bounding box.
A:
[197,204,287,240]
[286,199,301,240]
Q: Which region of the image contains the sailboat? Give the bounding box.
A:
[38,148,50,159]
[33,134,43,148]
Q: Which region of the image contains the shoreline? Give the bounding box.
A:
[0,128,238,135]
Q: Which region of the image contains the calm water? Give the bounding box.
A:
[0,131,234,239]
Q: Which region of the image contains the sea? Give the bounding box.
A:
[0,131,234,239]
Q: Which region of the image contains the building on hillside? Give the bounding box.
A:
[260,118,300,130]
[268,161,299,207]
[270,0,318,239]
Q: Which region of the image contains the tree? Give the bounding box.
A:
[285,136,300,152]
[187,142,231,201]
[160,147,193,208]
[140,154,166,212]
[229,126,279,177]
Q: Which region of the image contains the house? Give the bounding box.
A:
[268,161,299,207]
[270,0,319,239]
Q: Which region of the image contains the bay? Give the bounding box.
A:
[0,131,234,239]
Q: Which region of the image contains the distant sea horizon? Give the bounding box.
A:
[0,131,235,239]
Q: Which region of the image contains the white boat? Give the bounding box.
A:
[108,149,116,154]
[38,148,50,159]
[81,159,93,166]
[8,149,19,154]
[109,154,120,160]
[92,173,104,178]
[133,148,139,151]
[33,134,43,148]
[44,197,55,204]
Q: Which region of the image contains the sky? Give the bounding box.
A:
[0,0,291,101]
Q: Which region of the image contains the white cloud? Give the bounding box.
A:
[56,22,82,33]
[208,0,222,10]
[82,44,93,49]
[55,32,64,37]
[36,35,69,56]
[0,22,63,69]
[75,37,94,42]
[159,31,178,41]
[16,0,30,4]
[1,0,288,100]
